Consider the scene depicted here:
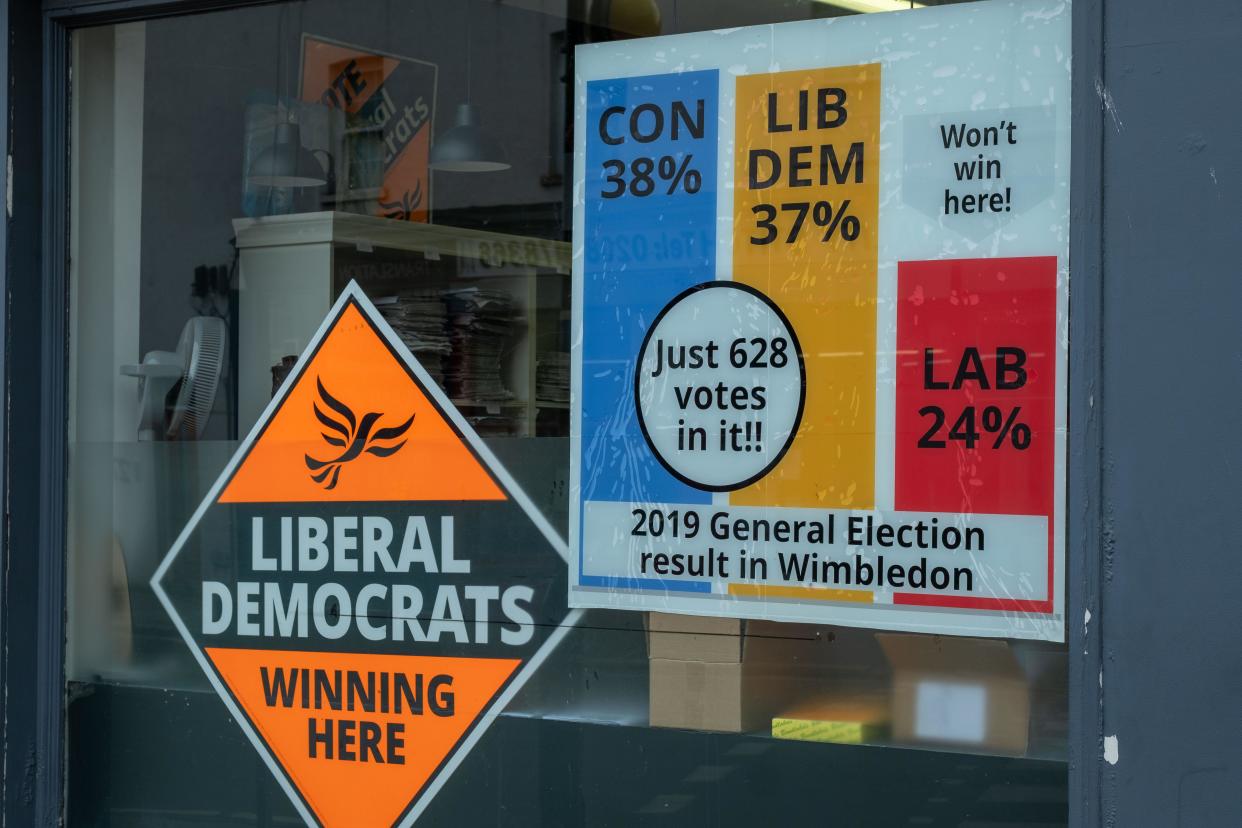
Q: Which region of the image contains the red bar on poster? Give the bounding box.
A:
[895,256,1057,519]
[894,256,1057,612]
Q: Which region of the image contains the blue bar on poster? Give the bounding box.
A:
[579,69,718,586]
[580,69,718,515]
[578,575,713,594]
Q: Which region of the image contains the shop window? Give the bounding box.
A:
[65,1,1067,825]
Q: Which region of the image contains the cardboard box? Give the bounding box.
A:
[771,696,890,745]
[650,658,751,732]
[647,613,828,733]
[878,633,1029,755]
[648,613,743,663]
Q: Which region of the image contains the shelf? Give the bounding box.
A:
[504,699,648,730]
[498,707,1068,763]
[70,675,1064,765]
[67,682,1067,825]
[233,211,570,273]
[450,398,528,409]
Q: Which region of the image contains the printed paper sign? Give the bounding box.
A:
[570,1,1070,641]
[153,284,575,827]
[301,35,436,222]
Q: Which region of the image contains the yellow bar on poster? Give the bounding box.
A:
[729,582,874,604]
[731,64,879,509]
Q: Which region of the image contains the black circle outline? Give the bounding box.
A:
[633,280,808,492]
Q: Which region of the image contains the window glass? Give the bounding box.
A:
[66,1,1068,825]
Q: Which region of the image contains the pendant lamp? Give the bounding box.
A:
[429,11,510,173]
[247,121,328,187]
[429,103,510,172]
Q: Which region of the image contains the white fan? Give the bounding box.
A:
[121,317,227,440]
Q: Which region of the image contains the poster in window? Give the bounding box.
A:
[300,35,437,222]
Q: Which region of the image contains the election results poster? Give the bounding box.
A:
[569,1,1070,641]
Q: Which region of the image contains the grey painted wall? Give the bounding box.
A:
[136,0,570,368]
[1099,1,1242,825]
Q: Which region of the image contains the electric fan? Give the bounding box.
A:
[121,317,227,440]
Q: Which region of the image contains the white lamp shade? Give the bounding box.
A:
[429,104,511,172]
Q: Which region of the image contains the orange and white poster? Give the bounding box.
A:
[153,283,575,827]
[301,36,437,222]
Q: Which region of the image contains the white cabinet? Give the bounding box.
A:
[234,211,571,435]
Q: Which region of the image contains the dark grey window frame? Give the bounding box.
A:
[0,0,1106,824]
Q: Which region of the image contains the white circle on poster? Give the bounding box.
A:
[635,282,805,491]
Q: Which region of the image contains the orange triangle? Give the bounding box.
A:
[220,300,504,503]
[207,647,519,828]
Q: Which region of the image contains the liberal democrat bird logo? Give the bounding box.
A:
[304,377,414,489]
[378,182,423,222]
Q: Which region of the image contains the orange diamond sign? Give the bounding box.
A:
[152,283,575,827]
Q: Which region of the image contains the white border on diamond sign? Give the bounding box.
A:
[150,280,581,828]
